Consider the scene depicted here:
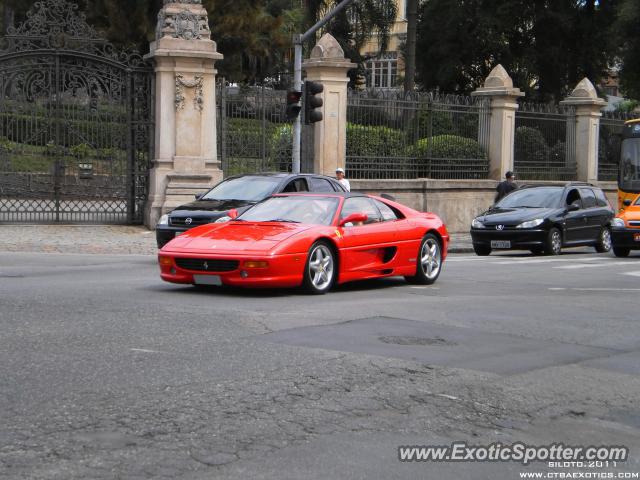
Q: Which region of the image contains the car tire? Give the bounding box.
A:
[595,227,612,253]
[613,247,630,258]
[303,241,336,294]
[405,233,442,285]
[473,244,491,256]
[545,227,562,255]
[530,246,544,255]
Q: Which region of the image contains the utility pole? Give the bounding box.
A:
[291,0,356,174]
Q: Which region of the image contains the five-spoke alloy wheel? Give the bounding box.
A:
[303,241,336,294]
[406,233,442,285]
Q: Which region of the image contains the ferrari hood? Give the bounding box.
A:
[163,221,312,253]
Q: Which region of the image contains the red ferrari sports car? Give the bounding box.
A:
[158,192,449,294]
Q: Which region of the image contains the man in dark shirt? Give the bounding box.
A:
[495,171,517,202]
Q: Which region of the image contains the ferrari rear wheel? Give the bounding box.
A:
[303,241,336,294]
[405,233,442,285]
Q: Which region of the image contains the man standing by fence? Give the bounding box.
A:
[336,168,350,191]
[495,171,517,202]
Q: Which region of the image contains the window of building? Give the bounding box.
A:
[365,52,398,89]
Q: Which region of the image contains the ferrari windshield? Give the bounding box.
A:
[202,176,281,202]
[496,187,564,208]
[238,196,339,225]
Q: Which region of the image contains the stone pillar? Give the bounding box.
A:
[560,78,607,183]
[471,65,524,180]
[144,0,223,228]
[303,34,356,176]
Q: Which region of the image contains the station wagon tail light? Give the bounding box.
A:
[244,260,269,268]
[516,218,544,229]
[159,256,173,266]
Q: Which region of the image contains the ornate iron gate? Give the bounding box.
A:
[0,0,153,224]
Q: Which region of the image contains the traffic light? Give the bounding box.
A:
[304,81,323,124]
[285,90,302,121]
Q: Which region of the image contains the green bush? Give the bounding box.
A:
[346,123,406,158]
[408,134,486,159]
[268,124,292,171]
[514,126,549,165]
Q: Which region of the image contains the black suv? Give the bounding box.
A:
[156,173,346,248]
[470,183,614,255]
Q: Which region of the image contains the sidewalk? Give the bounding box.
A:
[0,225,474,255]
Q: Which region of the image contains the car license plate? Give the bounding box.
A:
[193,274,222,286]
[634,233,640,242]
[491,240,511,249]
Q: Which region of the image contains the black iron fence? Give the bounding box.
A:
[345,90,490,180]
[0,0,153,224]
[216,84,314,176]
[514,102,576,181]
[599,110,635,181]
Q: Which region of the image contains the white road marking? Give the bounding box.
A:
[553,262,631,270]
[622,271,640,277]
[409,286,440,289]
[548,287,640,292]
[130,348,164,354]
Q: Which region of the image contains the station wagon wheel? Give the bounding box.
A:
[545,227,562,255]
[303,241,336,294]
[595,227,612,253]
[405,233,442,285]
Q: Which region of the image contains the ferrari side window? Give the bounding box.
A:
[341,197,381,224]
[374,200,398,221]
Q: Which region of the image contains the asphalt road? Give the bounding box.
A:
[1,249,640,479]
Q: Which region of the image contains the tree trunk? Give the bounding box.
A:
[403,0,417,92]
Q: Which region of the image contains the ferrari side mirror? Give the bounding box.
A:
[228,209,238,219]
[339,212,368,227]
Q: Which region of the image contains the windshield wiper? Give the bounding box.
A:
[263,218,301,223]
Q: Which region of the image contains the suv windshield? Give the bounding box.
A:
[239,196,339,225]
[496,187,564,208]
[202,176,281,202]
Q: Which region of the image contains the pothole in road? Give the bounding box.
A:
[378,335,456,346]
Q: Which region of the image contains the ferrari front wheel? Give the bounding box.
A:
[303,241,336,294]
[405,233,442,285]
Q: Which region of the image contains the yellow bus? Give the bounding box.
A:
[619,118,640,211]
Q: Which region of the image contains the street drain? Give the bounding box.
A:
[378,335,456,346]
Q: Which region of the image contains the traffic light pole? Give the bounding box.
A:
[291,0,355,174]
[292,38,303,174]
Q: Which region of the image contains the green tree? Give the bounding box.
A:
[303,0,397,84]
[617,0,640,101]
[415,0,619,102]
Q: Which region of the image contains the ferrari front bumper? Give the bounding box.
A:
[158,251,306,288]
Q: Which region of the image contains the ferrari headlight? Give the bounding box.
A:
[611,217,626,229]
[471,218,485,229]
[516,218,544,229]
[157,214,169,226]
[215,216,231,223]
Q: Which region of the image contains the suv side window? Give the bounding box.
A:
[308,177,336,192]
[579,188,596,208]
[565,188,583,208]
[340,197,381,224]
[593,188,610,207]
[282,178,308,192]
